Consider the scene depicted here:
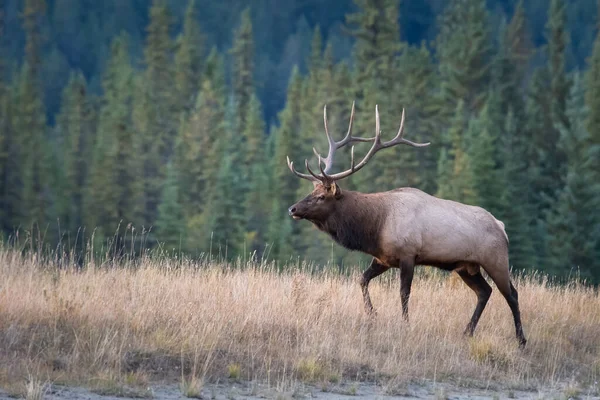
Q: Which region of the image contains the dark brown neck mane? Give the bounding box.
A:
[311,191,387,255]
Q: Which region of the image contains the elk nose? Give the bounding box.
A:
[288,206,296,216]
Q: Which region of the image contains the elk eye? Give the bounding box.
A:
[317,194,325,201]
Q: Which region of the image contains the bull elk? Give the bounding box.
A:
[286,102,527,347]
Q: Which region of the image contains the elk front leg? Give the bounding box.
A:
[360,259,389,315]
[399,261,415,321]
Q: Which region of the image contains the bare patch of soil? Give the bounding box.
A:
[2,379,598,400]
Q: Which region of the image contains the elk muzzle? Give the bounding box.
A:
[288,204,302,220]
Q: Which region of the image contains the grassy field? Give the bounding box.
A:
[0,247,599,398]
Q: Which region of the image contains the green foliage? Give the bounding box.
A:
[345,0,405,193]
[436,101,477,205]
[267,67,304,260]
[585,25,600,144]
[203,153,246,259]
[546,75,600,280]
[15,63,51,233]
[1,1,599,280]
[436,0,491,116]
[22,0,46,79]
[175,0,204,113]
[497,110,536,269]
[395,43,440,193]
[56,71,95,234]
[546,0,571,131]
[230,8,255,130]
[176,77,227,252]
[156,163,185,252]
[243,93,268,253]
[0,42,11,232]
[203,48,227,100]
[468,93,503,214]
[86,34,139,243]
[138,0,177,226]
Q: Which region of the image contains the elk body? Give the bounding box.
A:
[286,103,527,347]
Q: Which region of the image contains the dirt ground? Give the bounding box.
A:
[2,379,598,400]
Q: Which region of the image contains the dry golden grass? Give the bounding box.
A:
[0,248,599,395]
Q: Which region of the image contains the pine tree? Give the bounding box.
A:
[494,1,533,121]
[138,0,176,227]
[499,109,537,270]
[505,1,533,80]
[491,5,537,269]
[16,0,51,233]
[527,0,571,211]
[585,21,600,145]
[86,34,139,244]
[523,68,552,266]
[156,162,185,253]
[0,9,9,233]
[546,75,600,281]
[230,8,255,130]
[243,93,268,253]
[203,47,227,100]
[346,0,403,96]
[308,26,323,75]
[22,0,46,80]
[86,118,115,242]
[345,0,405,193]
[174,0,204,113]
[520,1,572,269]
[56,71,95,234]
[466,94,502,213]
[546,0,571,132]
[203,154,246,260]
[298,27,332,187]
[267,67,304,261]
[435,0,491,116]
[396,43,439,194]
[436,101,477,204]
[176,76,227,251]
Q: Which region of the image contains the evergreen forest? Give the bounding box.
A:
[0,0,599,281]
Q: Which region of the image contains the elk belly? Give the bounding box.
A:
[455,262,481,276]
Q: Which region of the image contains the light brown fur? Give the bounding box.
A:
[289,183,526,348]
[286,104,526,347]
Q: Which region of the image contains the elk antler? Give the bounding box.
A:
[287,103,430,184]
[311,101,376,177]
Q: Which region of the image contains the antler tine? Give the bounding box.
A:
[375,104,382,144]
[287,156,320,182]
[321,105,336,175]
[288,103,428,184]
[338,101,356,145]
[324,106,430,181]
[305,158,324,182]
[317,154,331,180]
[319,102,376,176]
[382,108,430,148]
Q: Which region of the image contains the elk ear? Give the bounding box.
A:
[330,182,342,198]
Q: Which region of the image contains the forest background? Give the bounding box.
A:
[0,0,599,281]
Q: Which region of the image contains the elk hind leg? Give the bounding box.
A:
[360,259,389,315]
[485,265,527,348]
[456,264,492,336]
[399,260,415,321]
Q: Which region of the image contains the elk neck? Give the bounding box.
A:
[312,190,387,255]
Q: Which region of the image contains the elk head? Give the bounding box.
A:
[287,102,430,222]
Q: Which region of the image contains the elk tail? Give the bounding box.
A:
[495,219,509,244]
